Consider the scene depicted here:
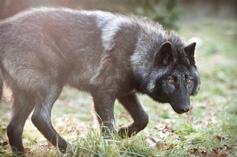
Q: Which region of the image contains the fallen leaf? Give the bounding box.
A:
[224,145,230,150]
[145,138,156,149]
[167,143,176,150]
[47,141,54,147]
[215,135,224,140]
[155,140,165,150]
[179,136,187,141]
[219,153,227,157]
[24,148,33,155]
[146,135,157,143]
[2,140,8,146]
[212,148,219,154]
[0,138,8,146]
[201,150,207,156]
[145,134,166,150]
[154,124,166,131]
[190,148,198,155]
[163,126,174,133]
[189,105,193,110]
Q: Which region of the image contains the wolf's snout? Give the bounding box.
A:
[181,105,189,112]
[170,104,190,114]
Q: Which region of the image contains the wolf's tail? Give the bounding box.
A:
[0,68,3,100]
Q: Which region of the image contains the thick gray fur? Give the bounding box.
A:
[0,8,200,153]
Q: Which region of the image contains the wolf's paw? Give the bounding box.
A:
[118,127,136,138]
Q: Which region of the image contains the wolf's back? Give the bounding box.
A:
[0,7,169,97]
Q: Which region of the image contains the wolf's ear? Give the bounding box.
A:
[184,42,196,65]
[154,41,173,66]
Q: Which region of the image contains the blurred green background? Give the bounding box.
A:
[0,0,236,30]
[0,0,236,156]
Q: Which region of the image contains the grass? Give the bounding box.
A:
[0,17,237,156]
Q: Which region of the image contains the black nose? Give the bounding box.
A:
[182,106,189,112]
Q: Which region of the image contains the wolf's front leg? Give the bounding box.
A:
[118,93,148,138]
[92,91,116,136]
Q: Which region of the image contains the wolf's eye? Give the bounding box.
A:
[168,79,174,84]
[186,78,191,83]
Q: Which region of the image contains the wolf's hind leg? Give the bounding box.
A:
[7,91,35,153]
[31,83,67,153]
[118,93,148,138]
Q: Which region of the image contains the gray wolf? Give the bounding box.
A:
[0,8,200,153]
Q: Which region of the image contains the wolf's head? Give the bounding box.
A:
[145,41,200,114]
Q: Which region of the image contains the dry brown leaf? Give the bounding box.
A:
[224,145,230,150]
[47,141,54,147]
[163,126,174,133]
[155,140,165,150]
[180,136,187,141]
[167,143,176,150]
[215,135,224,140]
[212,148,219,154]
[189,105,193,111]
[2,140,8,146]
[189,148,208,156]
[24,148,33,155]
[201,150,207,156]
[145,138,157,149]
[219,153,227,157]
[146,134,157,143]
[190,148,198,155]
[145,134,166,150]
[0,137,8,146]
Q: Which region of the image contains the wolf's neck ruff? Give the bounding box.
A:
[93,10,186,82]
